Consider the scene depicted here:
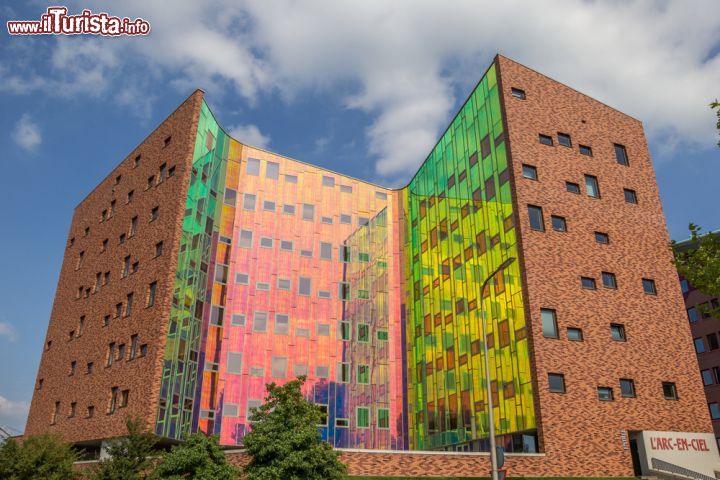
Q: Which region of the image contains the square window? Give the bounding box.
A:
[695,337,706,353]
[376,191,388,200]
[357,365,370,384]
[294,364,308,377]
[557,132,572,147]
[377,330,389,341]
[377,408,390,429]
[594,232,609,244]
[340,185,353,194]
[321,216,333,224]
[710,403,720,420]
[317,323,330,336]
[246,158,260,176]
[611,323,626,342]
[541,309,558,339]
[624,188,638,204]
[302,203,315,221]
[235,272,249,285]
[266,161,279,180]
[565,182,580,194]
[551,215,566,232]
[336,418,350,428]
[614,144,629,166]
[239,230,253,249]
[539,134,553,146]
[548,373,565,393]
[602,272,617,289]
[277,278,291,291]
[662,382,678,400]
[227,352,242,375]
[687,307,698,322]
[357,323,370,343]
[339,282,351,301]
[620,379,635,398]
[528,205,544,231]
[263,200,276,212]
[274,314,289,335]
[680,279,690,293]
[708,333,719,350]
[315,365,329,378]
[579,145,593,156]
[298,277,311,296]
[522,164,537,180]
[702,369,714,386]
[339,322,351,341]
[597,387,614,401]
[318,290,331,299]
[283,204,296,215]
[284,174,297,183]
[231,314,246,326]
[243,194,256,211]
[322,176,335,187]
[340,214,352,224]
[260,237,273,248]
[223,188,237,207]
[300,249,312,257]
[320,242,333,260]
[581,277,597,290]
[642,278,657,295]
[511,87,526,99]
[567,327,583,342]
[585,175,600,198]
[280,240,293,251]
[256,282,270,291]
[271,357,287,378]
[356,407,370,428]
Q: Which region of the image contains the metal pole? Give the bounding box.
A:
[479,257,515,480]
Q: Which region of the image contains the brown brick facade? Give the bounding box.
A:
[24,90,204,444]
[496,55,712,475]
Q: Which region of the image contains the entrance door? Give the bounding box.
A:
[629,438,642,476]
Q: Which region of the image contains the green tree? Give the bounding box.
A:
[150,432,238,480]
[0,433,78,480]
[243,376,347,480]
[91,417,158,480]
[674,223,720,316]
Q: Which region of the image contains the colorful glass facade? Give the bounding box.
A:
[156,62,536,451]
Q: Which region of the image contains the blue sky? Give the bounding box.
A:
[0,1,718,432]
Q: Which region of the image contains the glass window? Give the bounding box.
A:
[223,188,237,207]
[624,188,638,204]
[340,185,353,194]
[227,352,242,375]
[579,145,592,156]
[528,205,544,231]
[280,240,293,251]
[210,305,223,325]
[602,272,617,289]
[358,252,370,262]
[567,328,583,342]
[357,365,370,384]
[584,175,600,198]
[709,333,719,350]
[357,407,370,428]
[253,312,268,332]
[302,203,315,221]
[597,387,614,401]
[317,323,330,336]
[688,307,698,322]
[283,204,296,215]
[642,278,656,295]
[260,237,273,248]
[271,357,288,378]
[294,364,308,377]
[277,278,291,291]
[339,246,351,262]
[339,322,350,341]
[340,214,351,224]
[284,174,297,183]
[594,232,609,244]
[695,337,706,353]
[680,279,690,293]
[614,144,629,166]
[274,314,289,335]
[357,323,370,342]
[551,215,566,232]
[321,216,333,224]
[243,194,256,211]
[231,314,246,326]
[702,369,714,386]
[246,158,260,176]
[377,408,390,429]
[620,379,635,398]
[298,277,311,296]
[266,161,279,180]
[337,363,350,383]
[315,365,329,378]
[319,242,332,261]
[511,87,526,99]
[662,382,678,400]
[539,134,553,146]
[263,200,276,212]
[318,290,331,299]
[224,403,239,418]
[377,330,389,341]
[339,282,351,301]
[581,277,597,290]
[557,132,572,147]
[611,323,626,342]
[235,272,249,285]
[541,309,558,339]
[376,191,388,200]
[710,403,720,420]
[256,282,270,291]
[295,327,310,337]
[239,230,253,249]
[322,176,335,187]
[522,164,537,180]
[548,373,565,393]
[566,182,580,194]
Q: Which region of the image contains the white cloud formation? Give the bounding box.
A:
[2,0,719,181]
[11,114,41,151]
[228,123,271,149]
[0,395,29,433]
[0,322,18,342]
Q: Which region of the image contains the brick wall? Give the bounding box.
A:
[24,90,204,443]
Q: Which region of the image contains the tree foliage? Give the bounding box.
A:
[150,432,238,480]
[243,376,347,480]
[712,99,720,147]
[91,417,158,480]
[674,223,720,316]
[0,433,78,480]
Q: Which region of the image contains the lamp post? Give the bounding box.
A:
[479,256,516,480]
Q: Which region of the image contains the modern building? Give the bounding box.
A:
[25,55,718,477]
[676,234,720,445]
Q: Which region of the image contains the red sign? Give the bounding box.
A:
[650,436,710,452]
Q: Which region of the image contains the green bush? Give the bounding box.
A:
[0,433,78,480]
[150,432,239,480]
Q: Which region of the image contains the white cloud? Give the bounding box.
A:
[11,114,41,152]
[0,395,29,433]
[3,0,719,182]
[0,322,18,342]
[228,124,271,149]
